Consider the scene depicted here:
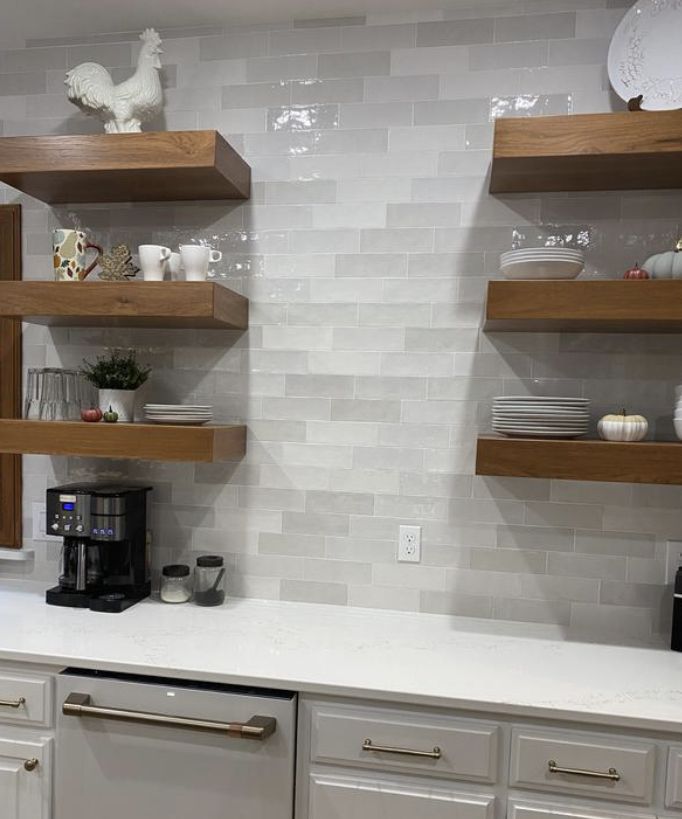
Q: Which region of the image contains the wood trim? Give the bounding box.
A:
[484,280,682,332]
[0,205,21,547]
[0,281,249,329]
[0,420,246,463]
[490,110,682,193]
[476,435,682,486]
[0,131,251,203]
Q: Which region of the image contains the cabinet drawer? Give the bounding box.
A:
[311,704,499,783]
[508,798,656,819]
[665,745,682,809]
[509,728,655,805]
[310,772,495,819]
[0,671,52,728]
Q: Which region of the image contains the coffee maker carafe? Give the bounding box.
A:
[46,483,151,613]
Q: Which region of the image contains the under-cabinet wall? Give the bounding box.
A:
[2,0,682,641]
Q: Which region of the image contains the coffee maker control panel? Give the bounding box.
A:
[46,492,91,537]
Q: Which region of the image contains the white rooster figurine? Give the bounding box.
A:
[65,28,164,133]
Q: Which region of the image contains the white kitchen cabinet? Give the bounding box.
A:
[0,735,52,819]
[308,771,495,819]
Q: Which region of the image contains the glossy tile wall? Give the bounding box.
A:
[2,0,680,643]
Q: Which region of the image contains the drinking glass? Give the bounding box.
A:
[39,369,68,421]
[24,368,41,419]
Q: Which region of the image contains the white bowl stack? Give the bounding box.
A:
[144,404,213,425]
[500,247,585,280]
[493,396,591,438]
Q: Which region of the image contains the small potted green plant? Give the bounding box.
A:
[81,349,151,423]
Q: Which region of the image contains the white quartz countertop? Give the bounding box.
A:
[3,582,682,733]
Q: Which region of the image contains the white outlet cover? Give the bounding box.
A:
[398,525,421,563]
[32,502,62,543]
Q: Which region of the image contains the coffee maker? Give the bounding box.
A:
[45,483,151,613]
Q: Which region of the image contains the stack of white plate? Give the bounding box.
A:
[500,247,585,280]
[493,396,590,438]
[144,404,213,426]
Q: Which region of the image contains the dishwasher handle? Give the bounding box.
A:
[62,692,277,740]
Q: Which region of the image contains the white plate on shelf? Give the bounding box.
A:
[144,405,212,411]
[608,0,682,110]
[500,261,584,280]
[495,396,588,403]
[146,418,212,426]
[495,430,588,438]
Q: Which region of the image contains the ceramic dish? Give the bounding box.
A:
[494,396,588,403]
[500,260,584,280]
[608,0,682,110]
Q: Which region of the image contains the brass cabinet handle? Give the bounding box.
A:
[548,760,620,782]
[362,738,442,760]
[62,692,276,740]
[0,696,25,709]
[23,758,39,772]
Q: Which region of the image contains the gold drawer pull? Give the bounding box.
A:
[0,697,25,709]
[548,760,620,782]
[23,758,39,772]
[362,738,441,760]
[62,692,276,740]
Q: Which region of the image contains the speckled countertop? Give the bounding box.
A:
[2,581,682,733]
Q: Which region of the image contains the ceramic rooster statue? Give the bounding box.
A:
[65,28,163,133]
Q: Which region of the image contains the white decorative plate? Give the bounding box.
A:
[608,0,682,110]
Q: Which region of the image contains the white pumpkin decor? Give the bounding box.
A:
[598,410,648,442]
[643,239,682,279]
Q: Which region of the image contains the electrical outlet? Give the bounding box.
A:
[32,502,61,543]
[666,540,682,585]
[398,525,421,563]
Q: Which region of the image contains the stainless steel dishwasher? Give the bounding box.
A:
[55,668,296,819]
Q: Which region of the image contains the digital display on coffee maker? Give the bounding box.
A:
[62,502,75,511]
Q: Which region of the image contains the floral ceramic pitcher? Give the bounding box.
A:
[52,229,103,281]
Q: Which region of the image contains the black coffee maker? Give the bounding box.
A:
[45,483,151,613]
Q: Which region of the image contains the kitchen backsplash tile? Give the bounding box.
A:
[2,0,676,644]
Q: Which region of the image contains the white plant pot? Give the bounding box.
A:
[98,389,136,422]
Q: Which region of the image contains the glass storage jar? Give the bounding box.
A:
[194,555,225,607]
[160,564,192,604]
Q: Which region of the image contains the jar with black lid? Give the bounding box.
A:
[160,564,192,604]
[194,555,226,607]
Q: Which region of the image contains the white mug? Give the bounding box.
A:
[139,245,171,281]
[179,244,222,282]
[166,252,183,281]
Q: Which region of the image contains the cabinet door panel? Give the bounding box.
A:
[0,736,51,819]
[508,797,656,819]
[309,772,494,819]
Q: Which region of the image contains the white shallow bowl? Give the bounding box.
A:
[502,247,584,255]
[500,260,584,280]
[501,251,584,262]
[494,395,588,402]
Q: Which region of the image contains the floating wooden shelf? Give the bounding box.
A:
[0,130,250,203]
[0,420,246,463]
[490,110,682,193]
[0,281,248,329]
[476,435,682,486]
[484,280,682,332]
